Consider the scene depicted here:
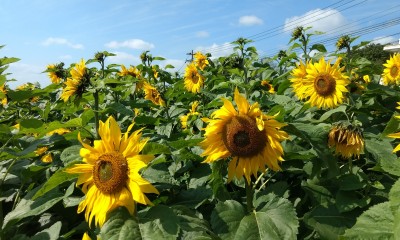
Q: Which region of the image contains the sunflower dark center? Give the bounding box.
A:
[222,115,267,157]
[391,66,399,77]
[191,73,199,83]
[314,74,336,96]
[93,152,128,194]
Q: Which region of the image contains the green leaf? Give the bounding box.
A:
[335,190,370,213]
[171,205,214,238]
[20,119,44,129]
[2,188,66,232]
[365,136,400,176]
[32,169,78,200]
[7,90,32,101]
[142,142,171,155]
[210,200,246,239]
[100,208,142,240]
[31,221,62,240]
[249,193,299,240]
[314,105,347,123]
[304,205,355,240]
[310,43,327,53]
[341,202,394,239]
[389,178,400,213]
[382,114,400,136]
[167,138,203,150]
[60,145,82,166]
[140,205,180,240]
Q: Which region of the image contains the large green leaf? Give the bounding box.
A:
[2,187,68,232]
[100,208,142,240]
[31,221,62,240]
[365,136,400,176]
[303,205,355,240]
[248,193,299,240]
[210,200,246,239]
[32,169,78,200]
[341,202,394,239]
[140,205,180,240]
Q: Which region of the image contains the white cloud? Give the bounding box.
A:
[106,51,141,65]
[238,15,263,26]
[42,37,84,49]
[5,62,48,89]
[284,8,348,34]
[371,36,397,45]
[195,42,234,58]
[105,39,155,50]
[196,31,210,38]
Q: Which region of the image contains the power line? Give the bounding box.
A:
[203,0,367,55]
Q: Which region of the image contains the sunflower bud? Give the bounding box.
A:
[292,26,304,40]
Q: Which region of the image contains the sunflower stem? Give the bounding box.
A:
[253,171,267,190]
[245,180,254,212]
[93,90,100,139]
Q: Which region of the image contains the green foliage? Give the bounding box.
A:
[1,28,400,239]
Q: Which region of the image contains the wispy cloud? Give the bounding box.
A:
[195,42,234,58]
[6,62,48,89]
[42,37,84,49]
[196,31,210,38]
[238,15,263,26]
[105,39,155,50]
[284,8,348,34]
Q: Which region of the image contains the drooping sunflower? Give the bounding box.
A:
[200,88,288,183]
[295,57,349,109]
[328,123,364,159]
[290,61,308,100]
[65,116,159,227]
[184,62,204,93]
[194,52,209,70]
[61,59,90,102]
[382,53,400,85]
[142,81,165,106]
[46,63,65,84]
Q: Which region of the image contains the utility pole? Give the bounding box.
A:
[186,50,194,62]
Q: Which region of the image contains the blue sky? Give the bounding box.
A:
[2,0,400,88]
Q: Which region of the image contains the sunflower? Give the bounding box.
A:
[328,123,364,159]
[382,53,400,85]
[142,81,165,106]
[61,59,90,102]
[290,61,308,100]
[65,116,159,227]
[200,88,288,183]
[180,101,200,129]
[0,84,7,106]
[261,80,275,94]
[184,62,204,93]
[294,57,349,109]
[46,128,71,136]
[35,147,53,163]
[152,66,159,79]
[118,65,141,79]
[194,52,209,70]
[46,63,64,84]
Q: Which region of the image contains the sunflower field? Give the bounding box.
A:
[2,27,400,240]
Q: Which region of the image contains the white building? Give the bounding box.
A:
[383,39,400,52]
